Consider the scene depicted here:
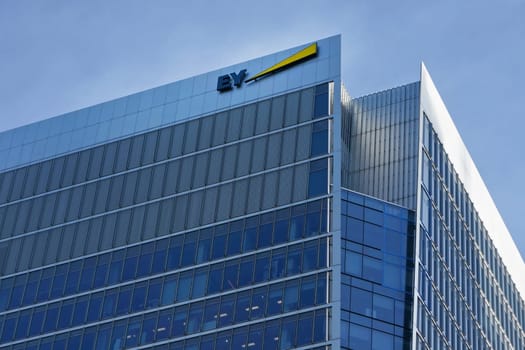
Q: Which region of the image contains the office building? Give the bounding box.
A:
[0,35,523,349]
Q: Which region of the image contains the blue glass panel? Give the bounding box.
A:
[192,269,208,298]
[72,297,88,326]
[57,302,74,329]
[161,275,177,306]
[141,314,157,344]
[208,267,223,294]
[137,253,153,277]
[280,317,297,349]
[29,308,45,336]
[122,256,138,281]
[43,304,59,333]
[14,311,30,340]
[218,296,234,327]
[349,323,371,349]
[177,272,191,302]
[93,263,108,289]
[125,317,141,348]
[257,223,273,249]
[146,279,162,309]
[157,310,172,341]
[254,254,270,283]
[116,288,132,315]
[227,229,242,255]
[172,305,188,337]
[235,292,250,323]
[95,325,111,350]
[102,290,117,318]
[81,327,97,350]
[222,262,238,291]
[297,314,314,346]
[86,293,103,323]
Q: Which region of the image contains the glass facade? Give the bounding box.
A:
[416,115,525,350]
[0,36,523,350]
[340,190,415,350]
[0,79,334,349]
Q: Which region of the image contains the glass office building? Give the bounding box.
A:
[0,35,523,349]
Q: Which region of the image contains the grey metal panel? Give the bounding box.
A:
[216,183,233,221]
[236,141,252,177]
[261,171,278,210]
[343,82,420,209]
[192,152,209,189]
[284,91,300,127]
[255,100,271,135]
[197,115,214,151]
[183,119,199,154]
[280,129,297,166]
[202,187,218,225]
[277,167,293,206]
[251,137,267,174]
[296,125,312,161]
[292,164,308,202]
[221,144,238,182]
[187,190,203,228]
[269,95,285,131]
[241,104,256,138]
[226,107,243,143]
[212,112,228,147]
[231,179,248,217]
[247,175,263,214]
[266,133,282,170]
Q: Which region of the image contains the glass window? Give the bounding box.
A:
[283,280,299,311]
[146,279,162,309]
[223,261,238,291]
[29,307,45,336]
[280,317,297,349]
[172,305,188,337]
[192,268,208,298]
[161,275,177,306]
[300,277,316,308]
[43,303,59,332]
[238,257,254,287]
[349,323,371,349]
[203,299,219,331]
[141,314,157,345]
[234,292,250,323]
[187,303,203,334]
[270,249,286,279]
[297,313,314,346]
[218,295,234,327]
[125,317,142,348]
[351,287,372,317]
[254,253,270,283]
[208,266,223,294]
[177,271,192,302]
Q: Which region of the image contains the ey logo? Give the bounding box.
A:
[216,69,247,92]
[216,42,318,93]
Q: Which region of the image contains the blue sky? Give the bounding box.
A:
[1,1,524,257]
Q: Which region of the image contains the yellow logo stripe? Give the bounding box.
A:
[245,42,317,83]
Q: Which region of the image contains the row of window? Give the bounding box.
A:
[0,159,328,276]
[6,308,328,350]
[420,117,525,349]
[341,190,414,349]
[0,199,328,311]
[0,84,326,206]
[1,238,328,337]
[0,271,328,344]
[0,119,327,240]
[423,115,524,326]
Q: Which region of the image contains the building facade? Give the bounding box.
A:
[0,35,523,349]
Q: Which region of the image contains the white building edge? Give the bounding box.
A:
[420,63,525,298]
